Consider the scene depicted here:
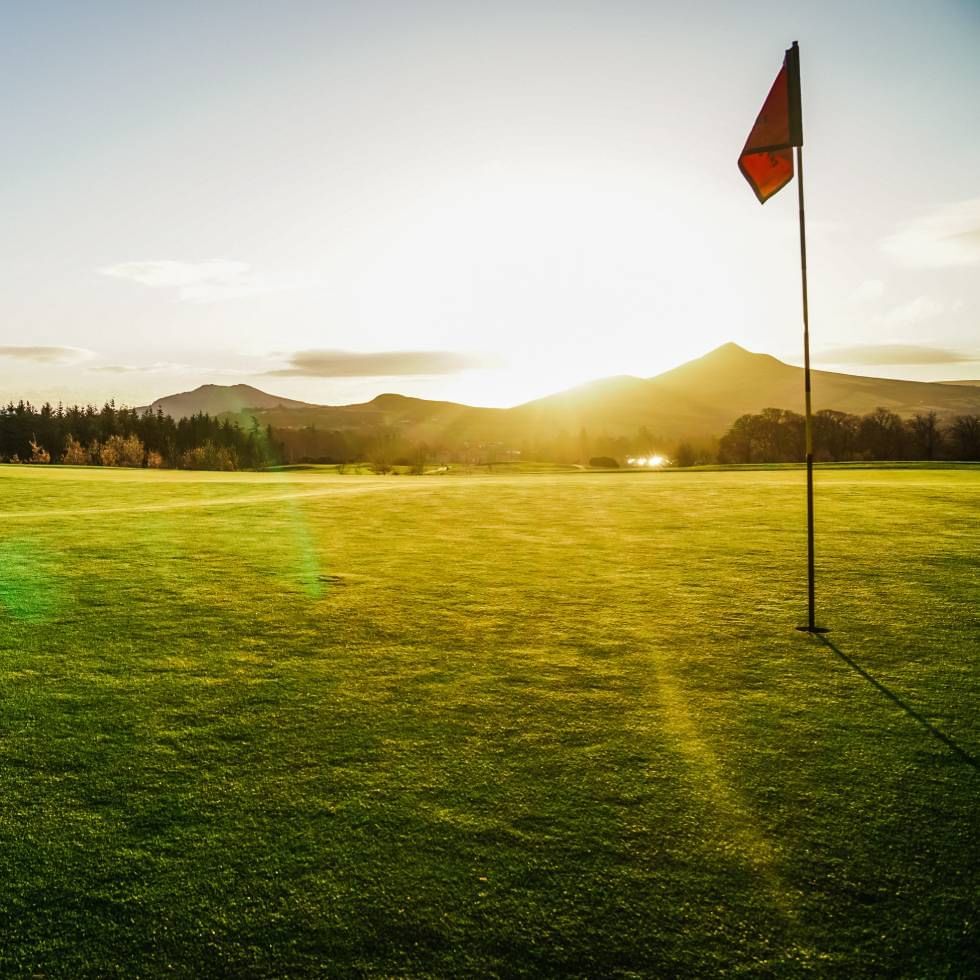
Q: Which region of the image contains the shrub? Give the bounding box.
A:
[180,442,237,471]
[29,439,51,464]
[589,456,619,468]
[117,434,146,467]
[97,439,118,466]
[62,435,89,465]
[95,434,146,467]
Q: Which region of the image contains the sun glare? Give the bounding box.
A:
[626,454,668,468]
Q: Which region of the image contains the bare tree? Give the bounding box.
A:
[410,442,428,475]
[367,427,398,474]
[859,407,906,460]
[948,415,980,460]
[908,412,942,460]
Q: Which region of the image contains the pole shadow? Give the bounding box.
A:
[817,635,978,771]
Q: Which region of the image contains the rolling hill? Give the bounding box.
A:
[145,344,980,443]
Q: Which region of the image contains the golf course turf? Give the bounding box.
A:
[1,464,976,976]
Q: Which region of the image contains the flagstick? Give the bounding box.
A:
[795,144,828,634]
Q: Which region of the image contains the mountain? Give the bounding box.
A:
[503,343,980,440]
[144,344,980,442]
[146,384,317,418]
[661,342,980,420]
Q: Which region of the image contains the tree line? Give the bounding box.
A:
[717,407,980,463]
[0,401,274,469]
[5,398,978,471]
[266,423,695,470]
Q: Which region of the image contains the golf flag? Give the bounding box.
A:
[738,43,803,203]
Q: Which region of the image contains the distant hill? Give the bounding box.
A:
[144,344,980,442]
[146,384,317,418]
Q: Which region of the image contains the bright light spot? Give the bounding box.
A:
[626,454,669,468]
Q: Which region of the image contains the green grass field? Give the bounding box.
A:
[1,465,977,977]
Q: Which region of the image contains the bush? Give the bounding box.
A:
[62,435,89,465]
[117,434,146,467]
[180,442,237,471]
[589,456,619,468]
[97,439,118,466]
[28,438,50,464]
[97,434,145,467]
[98,436,146,467]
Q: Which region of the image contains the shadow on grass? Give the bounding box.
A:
[818,635,978,771]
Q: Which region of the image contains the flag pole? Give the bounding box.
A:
[738,40,829,632]
[791,42,827,634]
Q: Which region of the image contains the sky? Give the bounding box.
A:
[2,0,979,408]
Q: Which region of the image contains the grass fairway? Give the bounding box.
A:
[0,465,977,977]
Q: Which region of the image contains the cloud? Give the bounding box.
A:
[267,349,501,378]
[816,344,977,366]
[89,364,155,374]
[99,260,275,302]
[0,345,93,364]
[90,361,245,376]
[874,295,945,326]
[882,197,980,268]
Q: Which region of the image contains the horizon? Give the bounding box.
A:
[2,2,979,408]
[9,340,980,414]
[147,341,980,413]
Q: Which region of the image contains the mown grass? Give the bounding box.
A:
[0,464,977,977]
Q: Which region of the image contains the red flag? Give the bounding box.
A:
[739,43,803,204]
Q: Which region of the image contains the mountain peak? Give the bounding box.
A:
[702,342,754,360]
[664,342,788,374]
[194,383,259,393]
